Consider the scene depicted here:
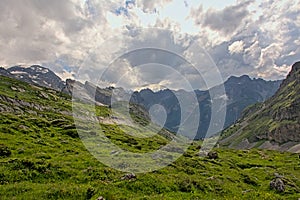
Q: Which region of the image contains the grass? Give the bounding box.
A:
[0,75,299,199]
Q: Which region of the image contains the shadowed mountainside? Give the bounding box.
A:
[220,62,300,152]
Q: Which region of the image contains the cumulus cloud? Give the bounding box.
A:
[136,0,173,13]
[243,41,261,66]
[0,0,120,67]
[203,1,253,35]
[75,27,215,91]
[228,41,245,54]
[190,0,300,81]
[258,44,282,70]
[191,1,254,37]
[58,70,76,80]
[0,0,80,64]
[0,0,299,90]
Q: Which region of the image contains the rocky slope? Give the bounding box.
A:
[0,65,65,90]
[220,62,300,153]
[1,64,281,139]
[130,76,281,139]
[64,76,281,139]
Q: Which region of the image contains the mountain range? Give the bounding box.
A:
[0,65,65,91]
[0,65,282,139]
[0,63,299,199]
[130,75,281,139]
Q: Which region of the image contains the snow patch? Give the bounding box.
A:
[10,71,28,75]
[40,69,49,73]
[30,66,48,73]
[43,80,52,87]
[29,75,38,79]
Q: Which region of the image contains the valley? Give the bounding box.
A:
[0,63,299,199]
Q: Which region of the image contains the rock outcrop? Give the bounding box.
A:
[220,62,300,152]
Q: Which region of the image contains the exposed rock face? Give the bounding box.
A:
[63,74,281,139]
[84,82,115,105]
[1,65,65,91]
[1,64,282,139]
[7,65,65,90]
[0,94,49,112]
[130,75,281,139]
[0,67,13,77]
[270,178,285,193]
[61,79,76,95]
[222,75,281,126]
[62,79,125,106]
[255,62,300,144]
[0,75,72,117]
[220,62,300,152]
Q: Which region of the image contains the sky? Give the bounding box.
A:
[0,0,299,90]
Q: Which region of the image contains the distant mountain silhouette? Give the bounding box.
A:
[64,75,281,139]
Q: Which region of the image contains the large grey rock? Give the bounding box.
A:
[270,178,285,193]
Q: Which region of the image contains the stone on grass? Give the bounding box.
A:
[121,173,137,180]
[207,151,218,159]
[270,178,285,193]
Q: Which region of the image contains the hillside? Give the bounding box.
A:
[158,75,281,138]
[1,65,282,139]
[0,75,300,199]
[0,65,65,90]
[64,75,281,139]
[220,62,300,152]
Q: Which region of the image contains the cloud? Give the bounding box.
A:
[57,70,76,80]
[191,1,254,37]
[243,41,261,66]
[0,0,118,67]
[75,27,214,91]
[0,0,299,89]
[228,41,245,54]
[136,0,172,13]
[258,44,282,70]
[189,0,300,81]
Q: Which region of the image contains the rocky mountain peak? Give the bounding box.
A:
[220,61,300,152]
[291,61,300,72]
[226,75,251,84]
[285,61,300,83]
[273,61,300,97]
[1,65,65,91]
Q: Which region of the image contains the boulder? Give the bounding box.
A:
[270,178,285,193]
[121,173,136,180]
[207,151,218,159]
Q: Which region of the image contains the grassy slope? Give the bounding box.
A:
[0,76,299,199]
